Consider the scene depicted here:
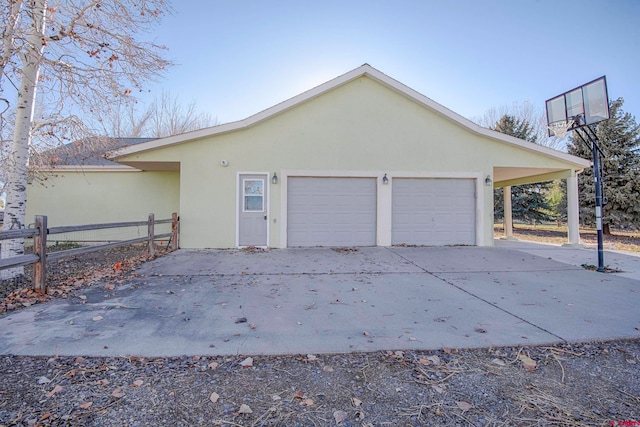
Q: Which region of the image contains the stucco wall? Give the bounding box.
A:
[26,170,180,231]
[113,76,580,249]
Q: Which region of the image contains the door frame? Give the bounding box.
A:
[236,172,270,248]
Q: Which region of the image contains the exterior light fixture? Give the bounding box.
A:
[382,174,389,185]
[485,175,492,186]
[272,172,278,184]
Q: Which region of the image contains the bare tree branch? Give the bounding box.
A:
[1,0,174,280]
[473,101,564,150]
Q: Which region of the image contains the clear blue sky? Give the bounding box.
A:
[147,0,639,127]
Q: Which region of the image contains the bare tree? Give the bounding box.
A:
[474,101,564,150]
[96,98,153,138]
[147,90,215,137]
[0,0,173,280]
[96,91,216,138]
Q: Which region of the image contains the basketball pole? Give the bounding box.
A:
[574,125,605,272]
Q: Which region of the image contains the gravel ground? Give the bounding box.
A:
[1,341,639,426]
[1,243,639,426]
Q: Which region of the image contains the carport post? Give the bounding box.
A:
[503,186,514,239]
[566,172,580,246]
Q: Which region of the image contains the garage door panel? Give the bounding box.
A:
[288,177,376,247]
[392,178,475,246]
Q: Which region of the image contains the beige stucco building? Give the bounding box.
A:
[27,65,590,248]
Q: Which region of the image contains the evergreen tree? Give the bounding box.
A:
[566,98,640,234]
[492,115,553,224]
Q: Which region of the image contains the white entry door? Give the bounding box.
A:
[238,174,268,246]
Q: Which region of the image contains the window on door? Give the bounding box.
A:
[243,179,264,212]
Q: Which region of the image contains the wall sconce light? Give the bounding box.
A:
[382,173,389,185]
[272,172,278,184]
[485,175,492,186]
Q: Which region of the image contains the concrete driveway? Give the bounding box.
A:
[0,244,638,356]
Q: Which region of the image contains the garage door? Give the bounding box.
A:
[392,178,475,245]
[287,177,377,247]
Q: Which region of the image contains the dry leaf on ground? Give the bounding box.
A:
[426,355,441,365]
[38,413,52,421]
[432,384,446,394]
[209,392,220,403]
[238,404,252,414]
[240,357,253,368]
[491,358,506,366]
[518,353,537,371]
[333,410,348,423]
[456,400,473,411]
[45,385,63,398]
[111,387,125,398]
[300,398,314,406]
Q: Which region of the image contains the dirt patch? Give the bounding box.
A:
[495,224,640,252]
[0,244,153,315]
[0,342,638,426]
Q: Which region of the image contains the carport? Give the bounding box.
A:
[494,155,586,246]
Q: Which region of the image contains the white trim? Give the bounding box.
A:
[279,170,486,248]
[377,175,392,246]
[475,175,486,246]
[236,172,270,248]
[109,64,590,170]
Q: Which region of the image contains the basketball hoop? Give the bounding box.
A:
[547,119,575,138]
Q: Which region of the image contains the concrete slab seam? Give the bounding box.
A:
[385,247,567,343]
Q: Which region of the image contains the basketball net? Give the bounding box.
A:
[547,119,575,138]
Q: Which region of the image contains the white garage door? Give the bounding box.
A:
[287,177,377,247]
[392,178,476,246]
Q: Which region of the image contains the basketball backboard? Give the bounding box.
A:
[545,76,610,137]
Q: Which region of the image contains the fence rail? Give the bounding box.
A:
[0,212,179,291]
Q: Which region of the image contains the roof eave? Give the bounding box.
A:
[31,165,142,173]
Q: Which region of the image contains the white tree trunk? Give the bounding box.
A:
[1,0,47,281]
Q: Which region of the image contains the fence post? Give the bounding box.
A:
[148,213,155,257]
[33,215,47,292]
[171,212,179,251]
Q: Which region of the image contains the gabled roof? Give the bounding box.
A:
[110,64,590,170]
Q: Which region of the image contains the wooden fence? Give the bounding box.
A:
[0,213,179,291]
